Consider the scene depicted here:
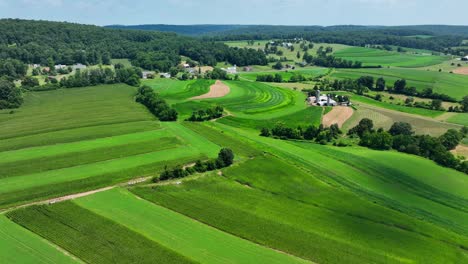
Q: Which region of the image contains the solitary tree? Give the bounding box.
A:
[217,148,234,167]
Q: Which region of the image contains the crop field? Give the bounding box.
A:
[334,47,449,67]
[1,74,466,263]
[0,84,220,208]
[331,68,468,100]
[71,188,309,264]
[7,202,194,264]
[342,104,461,135]
[0,215,77,263]
[132,149,468,264]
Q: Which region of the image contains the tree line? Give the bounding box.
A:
[135,85,178,121]
[349,119,468,173]
[260,123,342,144]
[155,148,234,182]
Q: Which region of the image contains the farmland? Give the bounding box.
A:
[334,46,449,68]
[331,67,468,100]
[1,22,468,263]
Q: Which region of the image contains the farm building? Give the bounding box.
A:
[308,90,338,106]
[54,64,67,70]
[223,65,237,74]
[72,63,87,70]
[462,56,468,61]
[142,71,154,79]
[160,73,171,78]
[243,66,253,72]
[182,63,190,68]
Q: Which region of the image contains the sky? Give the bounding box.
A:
[0,0,467,26]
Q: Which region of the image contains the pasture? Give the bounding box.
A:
[331,67,468,100]
[334,46,449,67]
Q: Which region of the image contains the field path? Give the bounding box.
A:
[191,80,230,99]
[453,67,468,75]
[322,106,353,127]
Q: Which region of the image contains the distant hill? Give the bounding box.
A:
[105,24,248,36]
[105,24,468,37]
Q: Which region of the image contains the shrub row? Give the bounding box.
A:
[187,106,224,122]
[154,148,234,182]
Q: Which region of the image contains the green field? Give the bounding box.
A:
[238,67,329,81]
[334,47,449,68]
[132,141,468,264]
[71,188,309,264]
[331,67,468,100]
[7,202,194,264]
[2,76,467,263]
[0,84,220,208]
[0,216,77,263]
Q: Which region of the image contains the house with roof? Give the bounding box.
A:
[72,63,87,70]
[462,56,468,61]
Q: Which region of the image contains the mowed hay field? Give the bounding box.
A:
[334,46,449,68]
[131,127,468,264]
[0,84,220,208]
[331,67,468,100]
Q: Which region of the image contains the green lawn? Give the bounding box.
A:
[74,188,310,264]
[331,68,468,100]
[334,46,449,68]
[0,216,78,263]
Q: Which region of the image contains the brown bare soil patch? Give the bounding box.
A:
[191,80,230,100]
[451,145,468,160]
[453,67,468,75]
[322,106,353,128]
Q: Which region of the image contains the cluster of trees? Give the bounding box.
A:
[204,68,230,80]
[58,67,142,88]
[187,106,224,121]
[135,85,177,121]
[260,123,342,144]
[349,119,468,173]
[256,73,309,83]
[0,19,267,72]
[303,52,363,68]
[156,148,234,182]
[0,59,27,79]
[0,78,22,109]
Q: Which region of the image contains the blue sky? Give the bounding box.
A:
[0,0,467,26]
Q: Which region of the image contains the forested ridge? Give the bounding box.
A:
[0,19,266,69]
